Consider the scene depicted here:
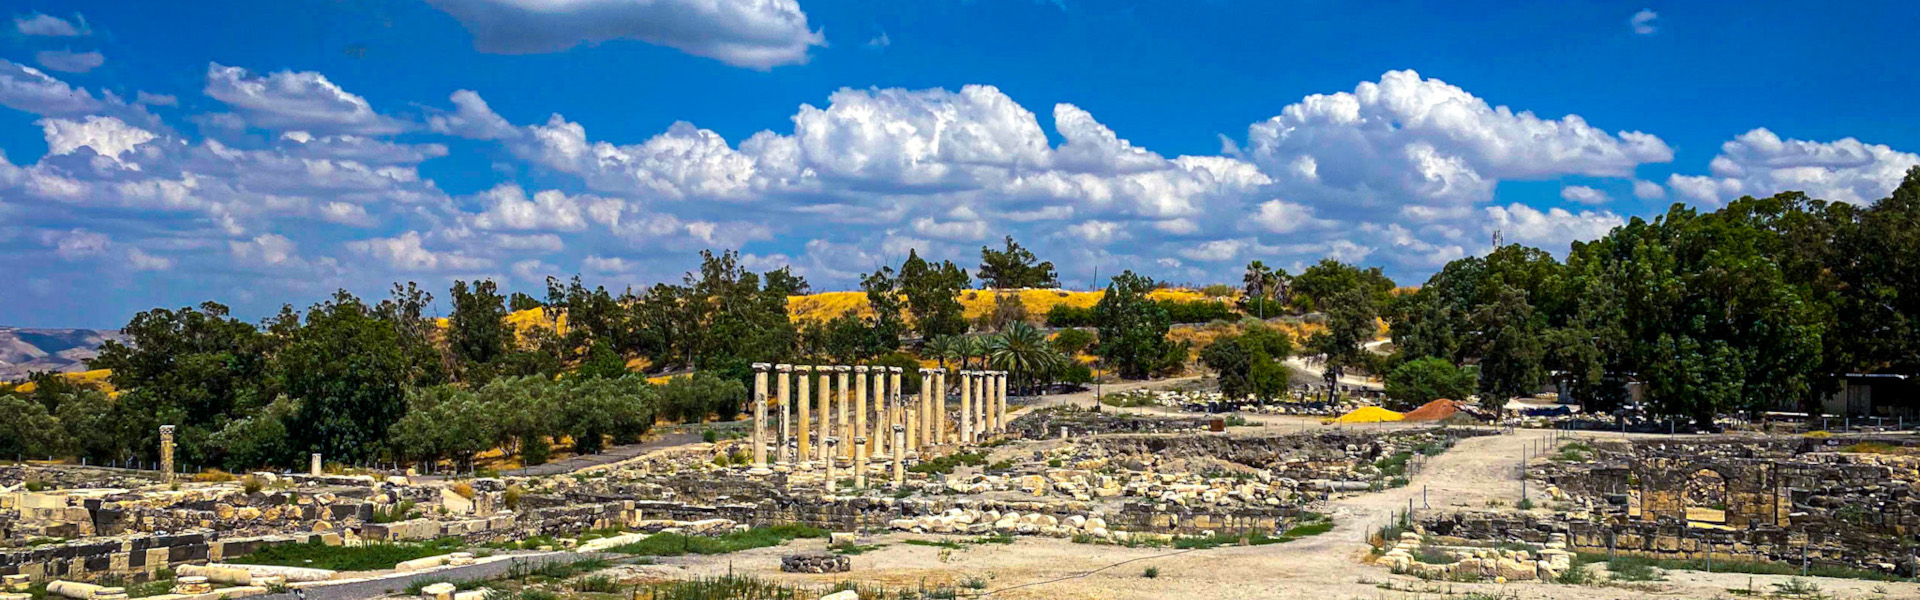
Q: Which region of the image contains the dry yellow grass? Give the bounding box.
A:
[9,369,117,395]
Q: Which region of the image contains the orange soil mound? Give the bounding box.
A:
[1401,398,1468,421]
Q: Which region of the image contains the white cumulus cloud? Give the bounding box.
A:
[1667,128,1920,206]
[423,0,825,69]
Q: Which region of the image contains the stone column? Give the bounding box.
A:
[159,425,176,482]
[993,371,1004,433]
[853,436,868,489]
[752,363,770,471]
[918,369,935,446]
[853,366,870,458]
[918,369,932,447]
[891,367,908,453]
[998,370,1010,433]
[904,392,919,456]
[986,371,999,434]
[975,371,989,440]
[824,437,839,493]
[310,453,322,476]
[891,424,906,487]
[936,369,949,444]
[816,367,832,463]
[776,364,792,469]
[959,371,974,444]
[835,366,851,460]
[796,365,813,467]
[872,367,889,458]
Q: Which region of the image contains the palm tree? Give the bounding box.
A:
[925,335,961,370]
[1243,261,1274,319]
[960,335,990,370]
[988,322,1064,393]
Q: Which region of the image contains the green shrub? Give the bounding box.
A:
[231,537,465,571]
[1141,566,1159,578]
[606,525,826,557]
[909,451,988,475]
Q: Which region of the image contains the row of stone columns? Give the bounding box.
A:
[952,370,1011,444]
[747,364,1012,481]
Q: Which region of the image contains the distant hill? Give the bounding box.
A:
[0,326,125,381]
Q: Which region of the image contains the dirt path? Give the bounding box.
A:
[645,429,1920,599]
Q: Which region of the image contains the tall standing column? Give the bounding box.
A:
[959,371,974,444]
[917,369,935,446]
[997,371,1009,433]
[854,366,870,458]
[918,369,932,446]
[936,369,949,444]
[985,371,999,434]
[890,367,907,453]
[159,425,176,483]
[751,363,770,471]
[816,367,832,463]
[776,364,792,469]
[796,366,813,467]
[835,366,851,460]
[975,371,990,440]
[872,368,889,458]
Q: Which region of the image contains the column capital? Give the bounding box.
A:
[776,364,793,373]
[795,364,814,372]
[833,365,852,372]
[892,424,906,432]
[888,366,904,373]
[855,365,870,373]
[855,437,868,444]
[826,437,840,445]
[752,362,772,370]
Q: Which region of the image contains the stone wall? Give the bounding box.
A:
[1417,511,1920,576]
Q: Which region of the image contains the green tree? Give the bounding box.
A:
[1049,329,1095,356]
[658,371,745,424]
[281,291,411,464]
[977,236,1058,289]
[0,393,66,460]
[448,279,512,382]
[987,322,1063,392]
[1201,327,1294,402]
[1291,259,1395,313]
[860,265,906,354]
[1384,357,1475,410]
[1307,287,1378,375]
[508,292,545,312]
[897,249,970,339]
[1471,285,1546,402]
[375,282,450,387]
[89,301,274,462]
[1094,271,1175,380]
[56,389,126,463]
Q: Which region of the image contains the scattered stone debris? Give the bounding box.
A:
[781,552,851,573]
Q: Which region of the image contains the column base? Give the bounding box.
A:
[747,467,773,476]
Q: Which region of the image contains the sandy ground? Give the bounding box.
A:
[621,427,1920,599]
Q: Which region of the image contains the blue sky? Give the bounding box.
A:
[2,0,1917,328]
